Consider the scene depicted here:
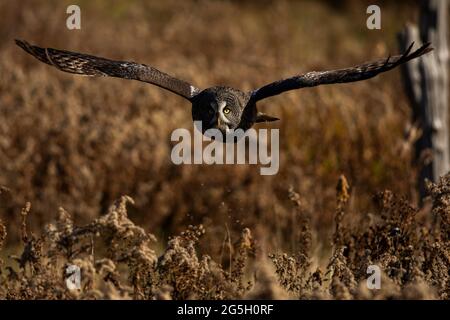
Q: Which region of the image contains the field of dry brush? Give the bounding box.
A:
[0,0,448,299]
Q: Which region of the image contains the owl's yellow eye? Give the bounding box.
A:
[223,107,231,114]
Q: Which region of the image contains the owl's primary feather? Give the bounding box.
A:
[16,39,432,140]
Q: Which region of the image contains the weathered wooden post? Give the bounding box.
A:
[399,0,449,198]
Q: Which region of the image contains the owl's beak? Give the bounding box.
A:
[216,116,230,134]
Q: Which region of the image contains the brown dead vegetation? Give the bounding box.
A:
[1,0,446,300]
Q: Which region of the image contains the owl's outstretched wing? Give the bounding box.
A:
[250,42,432,103]
[15,39,200,100]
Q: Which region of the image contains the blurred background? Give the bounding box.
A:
[0,0,431,261]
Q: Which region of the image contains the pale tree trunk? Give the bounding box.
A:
[399,0,449,198]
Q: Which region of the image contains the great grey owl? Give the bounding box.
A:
[16,39,432,139]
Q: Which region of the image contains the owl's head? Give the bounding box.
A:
[191,87,249,137]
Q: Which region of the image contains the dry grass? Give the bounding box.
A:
[0,0,447,299]
[0,174,448,299]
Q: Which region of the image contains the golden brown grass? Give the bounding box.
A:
[0,173,448,299]
[0,0,447,299]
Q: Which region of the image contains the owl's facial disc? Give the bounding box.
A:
[191,87,245,140]
[209,100,233,134]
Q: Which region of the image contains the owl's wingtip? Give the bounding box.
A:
[15,39,30,51]
[15,39,26,46]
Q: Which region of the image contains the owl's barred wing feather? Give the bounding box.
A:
[15,39,200,100]
[250,42,433,102]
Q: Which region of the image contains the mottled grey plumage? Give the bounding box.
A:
[191,86,254,135]
[15,39,198,100]
[250,42,433,102]
[16,39,432,140]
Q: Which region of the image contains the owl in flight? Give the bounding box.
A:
[16,39,432,139]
